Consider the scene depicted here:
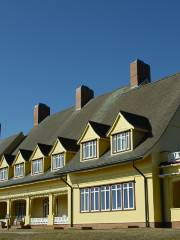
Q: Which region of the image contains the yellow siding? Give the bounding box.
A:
[109,114,133,135]
[133,130,145,148]
[44,156,51,171]
[51,140,66,155]
[80,125,99,143]
[13,152,25,165]
[0,158,9,168]
[31,147,44,160]
[70,156,157,225]
[99,138,110,156]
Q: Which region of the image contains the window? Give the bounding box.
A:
[80,188,89,212]
[91,187,100,211]
[14,163,24,177]
[80,182,135,213]
[32,159,43,174]
[101,186,110,211]
[123,182,135,209]
[52,153,64,170]
[111,184,122,210]
[0,168,8,181]
[82,140,97,160]
[112,131,130,153]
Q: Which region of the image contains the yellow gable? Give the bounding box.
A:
[12,152,26,165]
[78,124,100,144]
[30,146,44,160]
[107,113,134,136]
[51,139,66,155]
[0,156,9,169]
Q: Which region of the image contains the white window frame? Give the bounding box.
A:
[82,140,97,160]
[100,185,110,211]
[111,184,122,210]
[123,182,135,210]
[90,187,100,212]
[80,188,90,212]
[14,163,24,178]
[32,158,43,175]
[112,131,130,154]
[0,168,8,181]
[52,153,65,170]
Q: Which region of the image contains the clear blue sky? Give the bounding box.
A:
[0,0,180,138]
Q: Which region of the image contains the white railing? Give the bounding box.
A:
[30,218,48,225]
[54,216,69,224]
[168,152,180,162]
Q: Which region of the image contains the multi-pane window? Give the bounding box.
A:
[32,159,43,174]
[111,184,122,210]
[123,182,135,209]
[14,163,24,177]
[52,153,64,170]
[80,182,135,212]
[80,188,90,212]
[90,187,100,211]
[112,131,130,153]
[0,168,8,181]
[101,186,110,211]
[82,140,97,160]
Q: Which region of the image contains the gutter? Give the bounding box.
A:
[60,175,73,228]
[133,160,150,227]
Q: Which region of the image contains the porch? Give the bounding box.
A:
[0,192,69,227]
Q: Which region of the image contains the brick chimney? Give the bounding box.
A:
[76,85,94,110]
[130,59,151,87]
[34,103,50,126]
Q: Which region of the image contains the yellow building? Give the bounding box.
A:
[0,59,180,229]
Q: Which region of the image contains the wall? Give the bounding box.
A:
[69,156,156,226]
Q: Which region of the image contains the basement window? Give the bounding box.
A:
[82,140,97,160]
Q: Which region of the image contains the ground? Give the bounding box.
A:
[0,228,180,240]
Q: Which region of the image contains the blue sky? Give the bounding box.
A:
[0,0,180,138]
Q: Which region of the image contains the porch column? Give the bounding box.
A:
[6,199,11,225]
[6,199,11,218]
[25,197,31,225]
[48,193,54,225]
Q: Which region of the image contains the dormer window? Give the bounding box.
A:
[0,168,8,181]
[32,158,43,175]
[14,163,24,178]
[82,140,97,160]
[52,153,64,170]
[112,131,131,154]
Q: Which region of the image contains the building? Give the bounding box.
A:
[0,59,180,229]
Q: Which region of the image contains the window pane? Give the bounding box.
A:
[129,186,134,208]
[101,191,105,210]
[123,188,128,209]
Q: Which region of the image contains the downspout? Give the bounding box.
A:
[133,160,150,227]
[60,176,73,228]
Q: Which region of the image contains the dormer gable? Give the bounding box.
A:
[29,143,52,175]
[107,111,151,136]
[50,137,78,171]
[107,111,152,155]
[78,121,110,144]
[78,121,110,161]
[0,154,15,180]
[12,149,32,177]
[30,143,52,160]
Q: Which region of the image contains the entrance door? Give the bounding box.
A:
[14,201,26,220]
[43,199,49,217]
